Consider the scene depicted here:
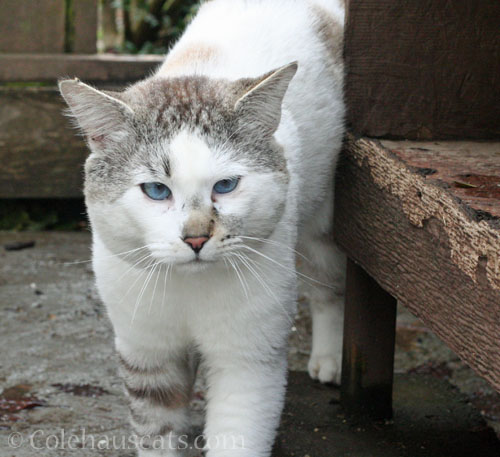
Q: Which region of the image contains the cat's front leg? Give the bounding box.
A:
[202,353,288,457]
[117,342,197,457]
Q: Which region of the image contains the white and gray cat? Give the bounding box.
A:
[59,0,345,455]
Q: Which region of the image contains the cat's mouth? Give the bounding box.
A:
[175,256,215,272]
[188,255,207,263]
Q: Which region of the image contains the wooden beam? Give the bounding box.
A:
[73,0,99,54]
[0,0,98,54]
[0,54,163,83]
[344,0,500,140]
[341,258,397,419]
[0,54,164,199]
[381,140,500,219]
[334,136,500,392]
[0,88,87,198]
[0,0,66,54]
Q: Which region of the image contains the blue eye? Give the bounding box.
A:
[141,182,171,200]
[213,177,239,194]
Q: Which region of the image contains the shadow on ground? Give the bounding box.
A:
[276,372,500,457]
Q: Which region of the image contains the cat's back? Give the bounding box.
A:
[158,0,344,80]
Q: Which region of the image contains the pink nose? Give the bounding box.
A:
[183,236,209,253]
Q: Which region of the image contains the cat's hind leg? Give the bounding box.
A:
[298,197,346,385]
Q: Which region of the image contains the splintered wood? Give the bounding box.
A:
[335,136,500,392]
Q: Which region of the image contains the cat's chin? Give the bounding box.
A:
[173,258,215,273]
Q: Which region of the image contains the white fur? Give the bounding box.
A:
[89,1,346,456]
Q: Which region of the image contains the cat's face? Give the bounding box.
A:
[60,64,297,269]
[86,127,288,269]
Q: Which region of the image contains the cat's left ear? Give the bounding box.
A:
[58,78,133,147]
[234,61,298,136]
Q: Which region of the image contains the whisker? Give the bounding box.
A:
[231,252,302,338]
[159,263,170,319]
[114,251,154,286]
[120,257,155,302]
[118,257,158,317]
[238,235,312,264]
[233,253,281,305]
[239,244,334,289]
[148,263,162,315]
[61,244,152,266]
[131,260,161,324]
[228,256,249,300]
[234,256,251,298]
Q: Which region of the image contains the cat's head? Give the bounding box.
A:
[59,62,297,269]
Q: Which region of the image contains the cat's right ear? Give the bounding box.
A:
[58,78,133,147]
[233,62,298,137]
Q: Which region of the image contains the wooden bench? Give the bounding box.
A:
[337,0,500,419]
[336,137,500,417]
[0,0,162,199]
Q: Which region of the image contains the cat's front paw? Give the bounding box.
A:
[307,352,342,385]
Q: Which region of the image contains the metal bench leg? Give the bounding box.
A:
[340,258,397,420]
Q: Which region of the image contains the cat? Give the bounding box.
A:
[59,0,345,455]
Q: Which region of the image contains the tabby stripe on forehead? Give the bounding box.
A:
[155,95,173,126]
[162,156,171,177]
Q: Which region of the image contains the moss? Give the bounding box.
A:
[0,82,52,88]
[0,200,87,231]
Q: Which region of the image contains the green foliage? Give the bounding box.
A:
[110,0,200,54]
[0,200,87,232]
[0,82,52,88]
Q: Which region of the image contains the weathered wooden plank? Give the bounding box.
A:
[344,0,500,140]
[341,258,397,419]
[73,0,98,53]
[0,54,163,83]
[0,0,66,53]
[0,54,163,198]
[381,140,500,220]
[0,88,88,198]
[334,136,500,392]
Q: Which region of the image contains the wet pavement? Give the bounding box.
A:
[1,231,499,456]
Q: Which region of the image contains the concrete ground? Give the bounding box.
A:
[1,231,499,456]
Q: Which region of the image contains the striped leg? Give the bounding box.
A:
[117,348,198,457]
